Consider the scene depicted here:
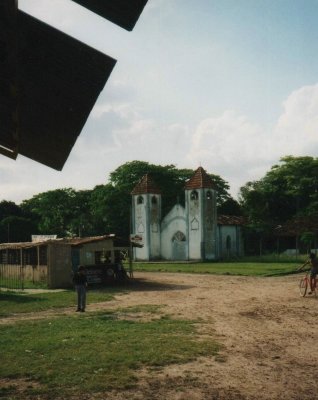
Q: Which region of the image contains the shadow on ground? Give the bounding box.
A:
[116,277,194,292]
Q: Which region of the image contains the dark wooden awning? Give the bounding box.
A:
[0,0,148,170]
[0,7,116,170]
[71,0,148,31]
[17,11,116,170]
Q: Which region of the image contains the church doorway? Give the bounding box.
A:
[172,231,186,260]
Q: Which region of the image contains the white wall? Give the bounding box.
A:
[186,190,201,260]
[149,194,161,259]
[218,225,242,258]
[133,195,149,260]
[161,205,187,260]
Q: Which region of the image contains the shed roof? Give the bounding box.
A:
[0,235,141,250]
[131,174,161,195]
[184,167,215,190]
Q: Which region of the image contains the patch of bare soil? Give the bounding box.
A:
[2,272,318,400]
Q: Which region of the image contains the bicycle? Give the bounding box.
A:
[298,271,317,297]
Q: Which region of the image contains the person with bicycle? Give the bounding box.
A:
[298,252,318,294]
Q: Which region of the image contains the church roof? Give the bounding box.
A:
[131,174,161,195]
[184,167,215,190]
[217,215,246,225]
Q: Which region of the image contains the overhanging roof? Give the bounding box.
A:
[1,0,148,170]
[17,10,116,170]
[0,235,142,250]
[71,0,148,31]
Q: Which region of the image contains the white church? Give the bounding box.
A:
[131,167,244,261]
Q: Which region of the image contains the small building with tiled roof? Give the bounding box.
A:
[131,167,244,261]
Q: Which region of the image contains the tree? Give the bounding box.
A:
[239,156,318,225]
[88,161,236,239]
[300,231,315,254]
[90,184,130,238]
[0,201,38,243]
[239,156,318,254]
[109,160,232,213]
[5,161,235,241]
[21,188,80,237]
[0,216,37,243]
[218,198,242,216]
[68,190,94,237]
[0,200,22,220]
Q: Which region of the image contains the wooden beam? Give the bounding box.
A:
[0,0,18,159]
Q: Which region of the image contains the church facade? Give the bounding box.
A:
[131,167,244,261]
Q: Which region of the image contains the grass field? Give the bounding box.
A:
[0,261,303,398]
[0,305,219,399]
[132,260,300,276]
[0,288,119,317]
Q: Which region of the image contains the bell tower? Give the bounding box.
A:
[131,174,161,260]
[185,167,218,260]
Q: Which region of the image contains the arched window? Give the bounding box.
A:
[172,231,186,242]
[151,196,157,205]
[137,195,144,204]
[191,190,198,200]
[206,191,212,200]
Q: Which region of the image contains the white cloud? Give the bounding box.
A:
[275,84,318,154]
[186,110,269,195]
[2,83,318,204]
[187,84,318,197]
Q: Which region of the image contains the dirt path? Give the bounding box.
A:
[2,272,318,399]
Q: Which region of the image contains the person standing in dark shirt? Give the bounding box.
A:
[73,265,88,312]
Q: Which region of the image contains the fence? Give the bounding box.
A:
[0,263,25,290]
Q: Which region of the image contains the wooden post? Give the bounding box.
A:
[276,237,280,259]
[37,245,40,267]
[20,248,24,290]
[129,245,133,278]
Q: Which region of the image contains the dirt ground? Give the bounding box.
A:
[2,272,318,400]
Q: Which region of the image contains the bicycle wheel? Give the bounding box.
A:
[299,277,307,297]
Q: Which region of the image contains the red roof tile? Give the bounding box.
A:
[184,167,215,190]
[131,174,161,195]
[217,215,246,225]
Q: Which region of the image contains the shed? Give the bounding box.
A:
[0,235,137,289]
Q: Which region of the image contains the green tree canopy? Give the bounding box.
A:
[0,216,38,243]
[0,200,22,220]
[2,161,236,241]
[239,156,318,253]
[21,188,84,237]
[92,161,235,238]
[239,155,318,228]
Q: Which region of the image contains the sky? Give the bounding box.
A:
[2,0,318,203]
